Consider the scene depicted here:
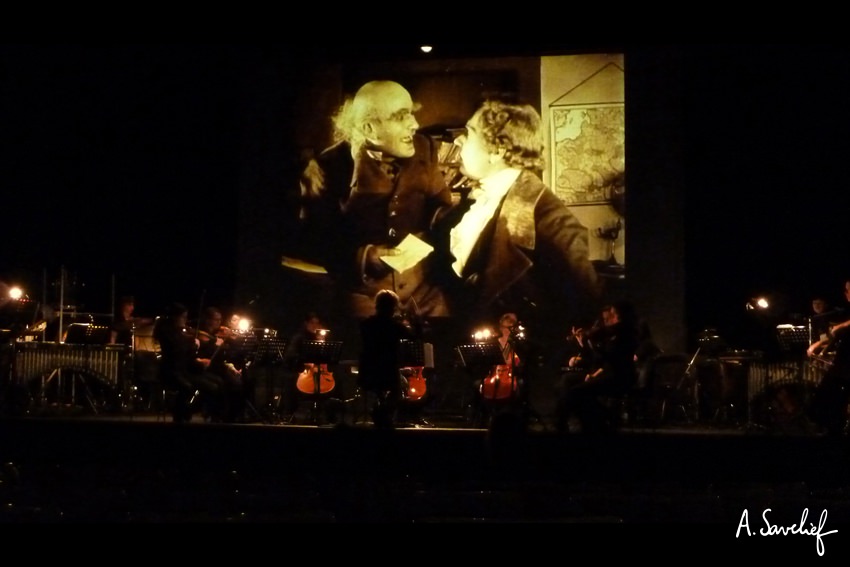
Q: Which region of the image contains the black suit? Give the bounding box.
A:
[435,169,601,337]
[298,134,453,319]
[358,313,413,428]
[555,320,639,434]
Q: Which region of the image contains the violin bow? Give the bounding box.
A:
[194,289,206,340]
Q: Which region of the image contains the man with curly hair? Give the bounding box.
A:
[436,99,601,337]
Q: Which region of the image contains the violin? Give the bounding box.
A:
[197,325,232,342]
[196,325,240,374]
[215,325,234,340]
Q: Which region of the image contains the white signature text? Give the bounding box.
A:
[736,508,837,556]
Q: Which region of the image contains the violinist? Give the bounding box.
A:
[153,302,226,423]
[555,320,596,383]
[554,300,640,435]
[197,306,247,422]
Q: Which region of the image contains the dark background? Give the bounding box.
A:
[1,44,847,350]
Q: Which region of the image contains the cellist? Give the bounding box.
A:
[281,311,332,422]
[480,312,522,401]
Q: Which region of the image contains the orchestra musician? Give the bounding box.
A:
[489,312,523,397]
[465,312,527,427]
[108,296,136,346]
[196,306,248,423]
[553,319,596,389]
[806,279,850,435]
[281,311,328,423]
[153,302,226,423]
[106,295,156,408]
[808,295,836,345]
[554,300,640,435]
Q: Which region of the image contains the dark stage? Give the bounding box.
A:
[2,362,850,539]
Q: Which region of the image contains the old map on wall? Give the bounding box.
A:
[551,103,625,206]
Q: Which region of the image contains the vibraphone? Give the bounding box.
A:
[742,353,830,428]
[12,341,128,412]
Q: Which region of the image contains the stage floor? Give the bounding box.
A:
[2,394,850,536]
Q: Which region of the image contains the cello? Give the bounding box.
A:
[397,305,429,402]
[480,314,523,401]
[480,352,520,401]
[400,365,427,401]
[295,326,335,396]
[296,363,335,395]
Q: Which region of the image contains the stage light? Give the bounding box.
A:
[472,327,494,342]
[316,328,330,340]
[9,286,23,300]
[745,296,770,311]
[420,45,433,54]
[230,314,252,333]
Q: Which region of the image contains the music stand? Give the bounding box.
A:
[246,332,287,422]
[775,325,809,353]
[298,340,343,366]
[399,339,425,368]
[455,342,505,369]
[226,331,258,365]
[63,323,110,345]
[85,324,110,345]
[253,332,287,366]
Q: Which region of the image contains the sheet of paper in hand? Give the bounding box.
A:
[380,233,434,273]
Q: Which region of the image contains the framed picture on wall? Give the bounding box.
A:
[549,102,625,206]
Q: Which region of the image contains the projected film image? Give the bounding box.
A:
[253,50,629,412]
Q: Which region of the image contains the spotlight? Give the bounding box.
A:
[9,286,23,300]
[745,296,770,311]
[472,327,494,342]
[420,45,433,54]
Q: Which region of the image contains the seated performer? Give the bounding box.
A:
[555,299,640,435]
[280,312,323,420]
[196,306,248,422]
[807,296,850,436]
[465,312,527,427]
[153,302,226,423]
[552,319,596,390]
